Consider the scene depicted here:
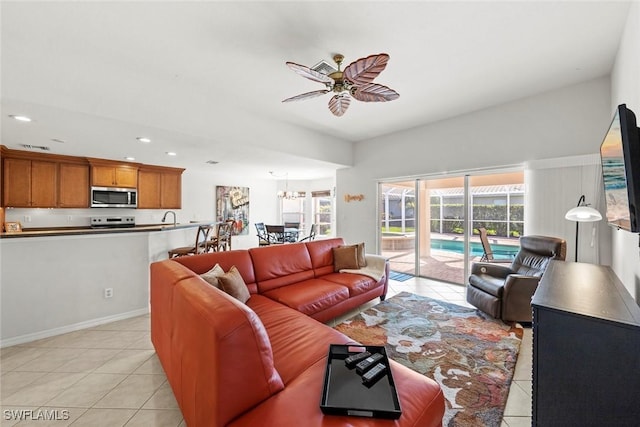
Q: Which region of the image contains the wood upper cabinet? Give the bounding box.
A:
[91,163,138,188]
[137,166,184,209]
[59,163,90,208]
[3,158,57,207]
[137,170,161,208]
[161,171,182,208]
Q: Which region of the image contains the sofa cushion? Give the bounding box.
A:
[200,263,225,288]
[249,243,314,293]
[332,245,360,271]
[227,357,445,427]
[247,295,352,384]
[319,272,378,297]
[305,238,345,277]
[219,266,251,303]
[262,279,349,317]
[469,273,506,297]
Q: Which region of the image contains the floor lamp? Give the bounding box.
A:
[564,195,602,262]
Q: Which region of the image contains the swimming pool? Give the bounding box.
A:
[431,238,518,259]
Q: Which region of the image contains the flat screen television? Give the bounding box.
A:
[599,104,640,232]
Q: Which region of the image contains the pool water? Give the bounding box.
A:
[431,239,518,259]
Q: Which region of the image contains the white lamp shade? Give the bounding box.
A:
[565,206,602,222]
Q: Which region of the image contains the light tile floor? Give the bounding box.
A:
[1,277,531,427]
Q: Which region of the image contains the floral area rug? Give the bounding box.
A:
[334,291,523,427]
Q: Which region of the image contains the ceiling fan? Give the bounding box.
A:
[282,53,399,117]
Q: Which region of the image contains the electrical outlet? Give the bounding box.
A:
[104,288,113,299]
[23,215,31,223]
[67,215,73,222]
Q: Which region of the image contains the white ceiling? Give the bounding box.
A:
[0,1,631,179]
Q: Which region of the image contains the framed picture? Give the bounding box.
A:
[4,222,22,233]
[215,186,249,235]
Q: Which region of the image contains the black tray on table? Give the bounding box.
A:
[320,344,402,419]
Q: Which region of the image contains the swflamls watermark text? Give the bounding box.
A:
[3,409,70,421]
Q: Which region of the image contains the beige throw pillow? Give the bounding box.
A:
[218,266,251,303]
[333,246,360,271]
[200,263,225,288]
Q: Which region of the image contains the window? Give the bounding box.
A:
[281,195,305,230]
[312,190,332,237]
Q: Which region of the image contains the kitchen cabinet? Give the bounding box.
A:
[532,261,640,426]
[59,163,90,208]
[3,158,57,207]
[160,171,182,208]
[1,146,183,209]
[137,170,161,208]
[137,166,183,209]
[91,163,138,188]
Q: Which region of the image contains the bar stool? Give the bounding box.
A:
[203,220,234,252]
[167,225,213,258]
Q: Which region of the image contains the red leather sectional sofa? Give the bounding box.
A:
[150,238,445,427]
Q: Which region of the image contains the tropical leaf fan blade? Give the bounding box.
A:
[343,54,390,85]
[286,62,334,85]
[351,83,400,102]
[282,89,329,102]
[328,95,350,116]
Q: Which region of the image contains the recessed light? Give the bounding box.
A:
[166,151,177,156]
[125,156,136,161]
[9,115,32,122]
[136,137,151,143]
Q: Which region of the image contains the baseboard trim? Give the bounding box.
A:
[0,308,150,348]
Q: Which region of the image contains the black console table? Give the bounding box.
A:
[531,261,640,427]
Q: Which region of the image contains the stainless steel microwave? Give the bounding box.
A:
[91,187,137,208]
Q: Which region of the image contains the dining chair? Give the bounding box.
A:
[255,222,270,246]
[298,224,317,242]
[283,222,300,243]
[265,225,285,244]
[168,224,213,258]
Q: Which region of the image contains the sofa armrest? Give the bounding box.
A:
[471,262,513,278]
[366,254,390,300]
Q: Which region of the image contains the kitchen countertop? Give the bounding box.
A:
[0,222,212,238]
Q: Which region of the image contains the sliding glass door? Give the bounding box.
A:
[379,170,524,285]
[418,176,468,283]
[379,181,417,276]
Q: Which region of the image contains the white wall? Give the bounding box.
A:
[180,169,280,249]
[610,1,640,300]
[525,154,611,266]
[337,77,612,254]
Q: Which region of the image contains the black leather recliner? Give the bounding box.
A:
[466,235,567,322]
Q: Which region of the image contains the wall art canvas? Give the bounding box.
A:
[216,186,249,235]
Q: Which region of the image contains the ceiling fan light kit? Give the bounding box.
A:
[283,53,399,117]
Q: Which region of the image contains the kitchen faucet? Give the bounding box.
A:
[161,211,176,227]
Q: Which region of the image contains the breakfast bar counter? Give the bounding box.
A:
[0,222,205,347]
[0,221,207,238]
